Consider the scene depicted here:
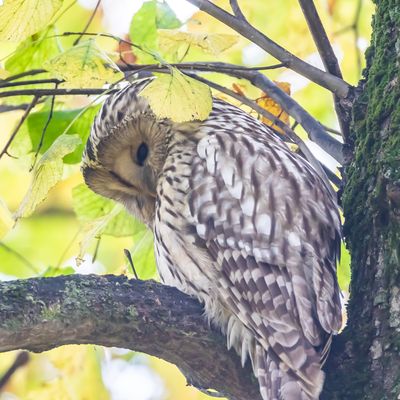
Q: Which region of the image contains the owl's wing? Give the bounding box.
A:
[188,121,341,390]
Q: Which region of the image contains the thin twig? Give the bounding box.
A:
[0,242,37,273]
[229,0,246,21]
[30,83,59,171]
[297,0,342,78]
[0,78,63,88]
[0,352,30,390]
[297,0,349,140]
[322,124,342,136]
[121,61,286,74]
[335,0,363,76]
[0,88,113,98]
[0,96,40,160]
[238,69,344,164]
[73,0,102,45]
[184,0,351,98]
[2,69,47,82]
[0,102,44,113]
[62,31,148,55]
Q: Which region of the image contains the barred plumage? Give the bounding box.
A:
[82,78,342,400]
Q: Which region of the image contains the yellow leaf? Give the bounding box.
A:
[0,198,13,238]
[14,134,81,219]
[256,82,291,133]
[44,40,123,88]
[158,29,238,57]
[140,68,212,122]
[0,0,62,42]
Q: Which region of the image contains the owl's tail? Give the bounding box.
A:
[254,343,323,400]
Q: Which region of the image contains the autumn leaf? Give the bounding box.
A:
[158,30,238,59]
[44,40,123,88]
[140,67,212,122]
[14,134,81,219]
[256,82,291,133]
[0,0,63,42]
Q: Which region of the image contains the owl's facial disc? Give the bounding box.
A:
[100,115,169,200]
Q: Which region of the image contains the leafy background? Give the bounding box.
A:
[0,0,373,399]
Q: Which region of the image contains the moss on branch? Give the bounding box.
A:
[0,274,261,400]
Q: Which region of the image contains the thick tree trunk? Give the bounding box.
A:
[323,1,400,398]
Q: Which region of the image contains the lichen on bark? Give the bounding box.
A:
[324,1,400,398]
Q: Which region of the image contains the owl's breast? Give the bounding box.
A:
[153,141,216,300]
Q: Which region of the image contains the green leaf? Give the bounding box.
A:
[44,39,123,88]
[130,230,157,280]
[14,134,81,219]
[72,183,145,237]
[156,2,181,29]
[3,27,62,104]
[130,1,158,50]
[129,0,181,62]
[17,105,101,164]
[5,28,62,74]
[0,0,63,42]
[140,67,212,122]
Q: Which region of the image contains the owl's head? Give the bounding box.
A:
[82,79,173,226]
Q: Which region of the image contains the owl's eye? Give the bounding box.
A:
[136,142,149,166]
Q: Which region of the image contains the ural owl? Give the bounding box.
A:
[82,78,342,400]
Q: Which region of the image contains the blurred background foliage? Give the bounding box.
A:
[0,0,372,399]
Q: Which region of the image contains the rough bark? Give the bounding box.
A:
[323,1,400,398]
[0,274,261,400]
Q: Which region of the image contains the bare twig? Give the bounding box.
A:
[297,0,342,78]
[229,0,246,21]
[121,61,286,74]
[335,0,363,76]
[239,69,344,164]
[73,0,102,45]
[0,243,37,273]
[0,96,40,160]
[30,84,59,170]
[0,88,113,98]
[0,352,30,390]
[0,102,44,113]
[0,78,63,88]
[184,0,351,98]
[297,0,350,140]
[3,69,47,82]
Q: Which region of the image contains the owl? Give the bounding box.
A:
[82,78,342,400]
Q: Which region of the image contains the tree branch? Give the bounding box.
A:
[184,0,351,98]
[0,274,261,400]
[297,0,351,141]
[122,62,345,164]
[0,88,114,98]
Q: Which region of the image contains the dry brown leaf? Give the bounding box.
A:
[256,82,291,134]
